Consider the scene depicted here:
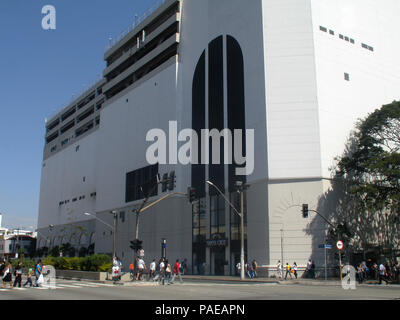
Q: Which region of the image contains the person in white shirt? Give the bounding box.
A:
[149,259,156,280]
[379,263,389,284]
[137,258,146,281]
[292,262,298,279]
[158,258,166,285]
[277,260,282,279]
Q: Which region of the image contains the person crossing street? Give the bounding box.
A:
[169,259,183,284]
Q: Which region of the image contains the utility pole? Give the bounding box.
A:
[281,228,284,277]
[111,211,117,259]
[206,180,248,280]
[239,183,245,281]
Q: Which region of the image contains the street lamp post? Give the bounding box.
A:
[84,212,117,259]
[206,180,247,280]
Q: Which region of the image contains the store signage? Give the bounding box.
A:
[206,238,228,247]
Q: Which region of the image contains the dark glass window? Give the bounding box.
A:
[125,164,159,202]
[192,198,206,274]
[229,192,247,241]
[210,195,225,237]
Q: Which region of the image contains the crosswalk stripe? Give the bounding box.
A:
[55,284,82,288]
[69,283,98,287]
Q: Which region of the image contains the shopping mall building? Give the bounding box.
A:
[37,0,400,275]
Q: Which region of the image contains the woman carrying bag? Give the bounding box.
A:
[1,262,13,289]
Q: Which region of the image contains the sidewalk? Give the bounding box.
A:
[56,274,399,287]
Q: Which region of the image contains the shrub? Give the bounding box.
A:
[41,254,111,272]
[98,263,112,272]
[11,258,37,269]
[67,257,80,270]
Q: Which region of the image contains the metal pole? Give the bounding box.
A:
[240,188,245,281]
[113,212,117,259]
[324,242,327,281]
[281,228,284,279]
[135,211,139,240]
[339,250,343,281]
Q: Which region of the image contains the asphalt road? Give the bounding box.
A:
[0,279,399,300]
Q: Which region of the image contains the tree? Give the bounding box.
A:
[49,246,60,257]
[332,101,400,261]
[60,243,73,257]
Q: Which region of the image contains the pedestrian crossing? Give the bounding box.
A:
[0,280,116,291]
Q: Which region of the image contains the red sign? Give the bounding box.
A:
[336,241,344,250]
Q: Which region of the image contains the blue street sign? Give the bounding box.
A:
[319,244,332,249]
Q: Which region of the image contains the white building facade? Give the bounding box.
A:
[37,0,400,275]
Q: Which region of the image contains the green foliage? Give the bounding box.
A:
[49,246,60,257]
[98,263,113,272]
[11,258,37,269]
[332,100,400,259]
[41,254,111,272]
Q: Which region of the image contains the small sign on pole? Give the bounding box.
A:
[336,240,344,251]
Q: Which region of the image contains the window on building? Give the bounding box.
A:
[350,39,355,44]
[339,34,344,39]
[210,195,225,237]
[319,26,328,32]
[192,198,206,274]
[344,73,350,81]
[125,164,159,202]
[329,30,334,35]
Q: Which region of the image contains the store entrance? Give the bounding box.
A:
[211,247,226,275]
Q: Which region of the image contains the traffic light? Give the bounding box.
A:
[188,187,196,203]
[161,173,168,192]
[302,204,309,218]
[168,171,176,191]
[129,239,143,251]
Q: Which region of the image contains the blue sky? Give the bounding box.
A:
[0,0,156,229]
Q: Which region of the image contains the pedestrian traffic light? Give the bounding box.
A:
[302,204,309,218]
[188,187,196,203]
[129,239,143,251]
[168,171,176,191]
[161,173,168,192]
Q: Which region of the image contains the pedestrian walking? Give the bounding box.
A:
[165,259,172,284]
[34,260,42,287]
[137,257,146,281]
[306,259,312,278]
[252,260,258,278]
[13,261,23,287]
[293,262,298,279]
[379,262,389,285]
[357,263,364,284]
[169,259,183,284]
[149,259,156,280]
[236,261,241,276]
[276,260,282,279]
[311,260,316,279]
[0,260,5,286]
[23,268,34,287]
[158,258,166,285]
[285,263,292,280]
[245,262,251,278]
[129,262,134,280]
[181,258,187,275]
[1,262,13,289]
